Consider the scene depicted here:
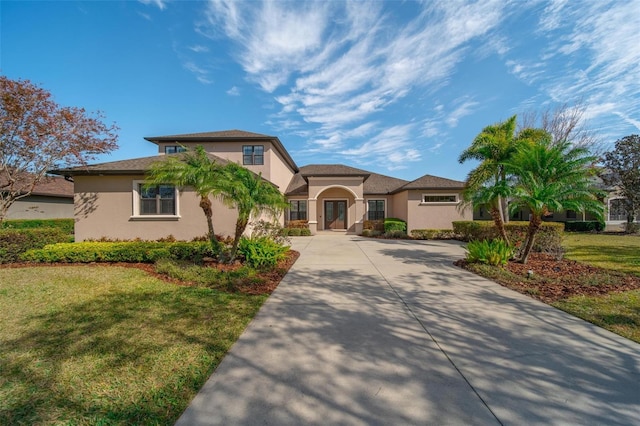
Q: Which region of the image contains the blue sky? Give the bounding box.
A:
[2,0,639,181]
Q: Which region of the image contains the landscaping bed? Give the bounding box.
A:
[456,253,640,304]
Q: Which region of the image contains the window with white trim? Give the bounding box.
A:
[421,194,457,203]
[243,145,264,165]
[133,181,179,217]
[289,200,307,221]
[367,200,385,220]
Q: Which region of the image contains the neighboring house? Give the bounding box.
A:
[52,130,472,241]
[2,175,74,220]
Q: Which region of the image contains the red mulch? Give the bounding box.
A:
[456,253,640,303]
[1,250,300,296]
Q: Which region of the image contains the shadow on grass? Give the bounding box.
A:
[1,284,264,425]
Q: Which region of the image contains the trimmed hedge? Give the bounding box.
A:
[286,220,309,229]
[1,218,74,235]
[410,229,457,240]
[363,220,384,232]
[384,218,407,233]
[452,220,564,254]
[21,241,214,264]
[0,228,73,263]
[564,221,605,232]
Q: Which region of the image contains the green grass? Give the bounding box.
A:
[553,290,640,343]
[0,266,267,425]
[563,233,640,276]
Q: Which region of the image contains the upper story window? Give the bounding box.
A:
[165,145,187,154]
[243,145,264,165]
[288,200,307,221]
[421,194,457,203]
[367,200,385,220]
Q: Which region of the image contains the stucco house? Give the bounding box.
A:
[2,175,74,220]
[52,130,471,241]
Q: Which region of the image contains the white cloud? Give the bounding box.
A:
[139,0,167,11]
[189,45,209,53]
[226,86,240,96]
[445,99,479,128]
[183,62,212,84]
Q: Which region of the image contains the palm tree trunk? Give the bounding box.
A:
[490,205,510,245]
[229,216,249,262]
[519,214,541,264]
[199,196,221,254]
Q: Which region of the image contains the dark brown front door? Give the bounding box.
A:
[324,200,347,230]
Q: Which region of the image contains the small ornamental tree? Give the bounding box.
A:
[0,76,119,223]
[602,135,640,227]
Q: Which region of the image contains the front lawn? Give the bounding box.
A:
[563,232,640,276]
[0,265,267,425]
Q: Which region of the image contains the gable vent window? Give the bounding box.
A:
[243,145,264,165]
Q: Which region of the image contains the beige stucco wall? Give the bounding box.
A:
[405,190,471,230]
[5,196,73,220]
[73,175,238,241]
[391,191,409,222]
[308,177,365,233]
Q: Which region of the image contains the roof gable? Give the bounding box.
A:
[395,174,465,192]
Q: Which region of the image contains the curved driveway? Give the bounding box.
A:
[177,234,640,425]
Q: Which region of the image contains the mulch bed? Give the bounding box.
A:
[1,250,300,296]
[455,253,640,303]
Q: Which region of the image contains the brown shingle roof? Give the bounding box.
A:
[144,129,273,141]
[0,173,73,198]
[285,164,410,196]
[395,174,465,192]
[50,153,228,176]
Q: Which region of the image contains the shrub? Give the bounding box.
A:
[237,237,289,269]
[465,239,514,266]
[299,228,312,236]
[452,221,564,255]
[383,230,408,239]
[287,228,302,236]
[0,228,72,263]
[410,229,457,240]
[1,218,74,235]
[363,220,384,232]
[21,241,214,264]
[361,229,382,237]
[625,222,640,234]
[384,218,407,233]
[564,221,605,232]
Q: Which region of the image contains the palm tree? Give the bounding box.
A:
[146,146,225,254]
[219,162,288,262]
[459,115,519,243]
[505,136,605,264]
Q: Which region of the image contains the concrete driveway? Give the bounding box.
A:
[176,234,640,425]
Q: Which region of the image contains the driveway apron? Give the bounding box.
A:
[176,234,640,425]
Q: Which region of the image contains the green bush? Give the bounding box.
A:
[384,218,407,233]
[410,229,457,240]
[21,241,214,264]
[452,221,564,255]
[625,222,640,234]
[383,230,408,239]
[299,228,312,236]
[564,221,604,232]
[466,239,514,266]
[286,228,302,236]
[237,237,289,269]
[361,229,382,237]
[1,218,74,234]
[0,228,72,263]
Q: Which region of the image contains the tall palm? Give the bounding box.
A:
[219,162,289,262]
[505,137,604,264]
[146,146,225,254]
[459,115,519,243]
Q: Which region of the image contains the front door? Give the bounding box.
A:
[324,200,347,230]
